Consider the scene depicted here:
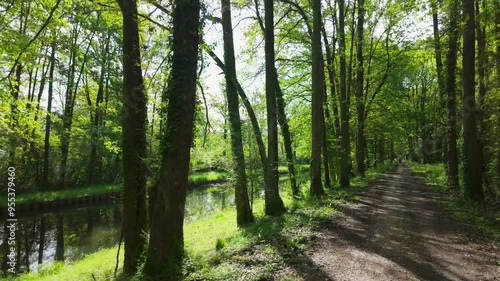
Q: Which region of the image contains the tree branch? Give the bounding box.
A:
[1,0,61,83]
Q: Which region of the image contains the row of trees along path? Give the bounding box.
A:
[2,0,500,279]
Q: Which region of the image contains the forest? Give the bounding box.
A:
[0,0,499,280]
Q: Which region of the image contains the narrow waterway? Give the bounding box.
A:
[0,182,237,274]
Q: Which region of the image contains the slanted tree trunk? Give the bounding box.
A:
[264,0,285,215]
[445,0,460,190]
[203,46,268,188]
[462,0,483,201]
[310,0,325,196]
[221,0,253,225]
[338,0,350,188]
[118,0,148,275]
[42,41,56,191]
[143,0,200,277]
[355,0,366,177]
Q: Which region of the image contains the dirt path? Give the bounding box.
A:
[306,164,499,281]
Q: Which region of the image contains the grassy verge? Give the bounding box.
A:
[407,162,500,240]
[0,171,229,207]
[15,162,395,281]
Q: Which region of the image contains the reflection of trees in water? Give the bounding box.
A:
[55,216,64,262]
[1,205,121,273]
[184,184,235,221]
[38,217,45,264]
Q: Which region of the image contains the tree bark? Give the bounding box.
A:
[221,0,254,225]
[118,0,148,275]
[143,0,200,277]
[41,41,56,191]
[275,78,299,196]
[338,0,350,188]
[475,0,492,197]
[495,0,500,189]
[264,0,285,215]
[432,0,447,164]
[462,0,483,201]
[445,0,460,190]
[355,0,366,177]
[310,0,325,196]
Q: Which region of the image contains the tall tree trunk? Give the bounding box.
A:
[310,0,325,196]
[475,0,492,197]
[118,0,148,275]
[322,22,341,183]
[462,0,483,201]
[338,0,350,188]
[264,0,285,215]
[88,32,110,185]
[355,0,366,177]
[254,0,298,196]
[275,80,299,196]
[323,91,332,189]
[221,0,254,225]
[59,22,95,188]
[445,0,460,190]
[143,0,200,277]
[495,0,500,189]
[41,42,56,191]
[432,0,447,164]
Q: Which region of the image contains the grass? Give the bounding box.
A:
[0,171,230,207]
[188,171,229,186]
[407,162,500,241]
[13,161,396,281]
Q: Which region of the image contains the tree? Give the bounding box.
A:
[462,0,483,201]
[221,0,254,225]
[118,0,148,275]
[143,0,200,277]
[445,0,460,190]
[431,0,447,164]
[338,0,350,188]
[256,0,299,196]
[264,0,285,215]
[355,0,366,177]
[41,40,56,191]
[310,0,325,196]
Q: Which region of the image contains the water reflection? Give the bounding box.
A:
[0,182,242,275]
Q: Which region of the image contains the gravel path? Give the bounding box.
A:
[306,164,499,281]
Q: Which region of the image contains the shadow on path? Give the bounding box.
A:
[307,164,499,281]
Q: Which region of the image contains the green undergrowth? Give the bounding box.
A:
[407,162,500,241]
[14,162,395,281]
[0,171,229,207]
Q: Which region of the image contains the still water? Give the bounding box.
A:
[0,183,235,274]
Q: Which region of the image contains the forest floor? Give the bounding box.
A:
[301,164,499,281]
